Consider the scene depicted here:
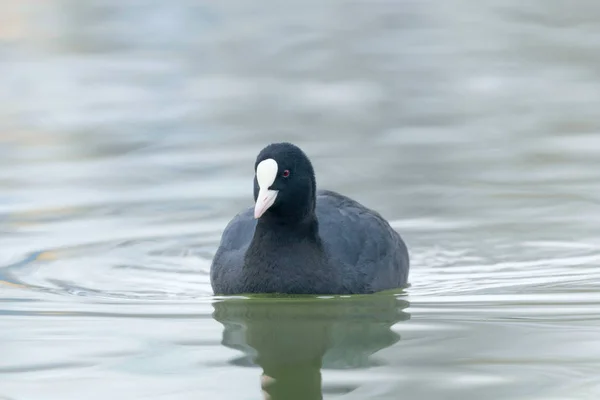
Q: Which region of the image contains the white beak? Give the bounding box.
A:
[254,188,278,219]
[254,158,280,219]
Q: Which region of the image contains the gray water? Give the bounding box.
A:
[1,1,600,399]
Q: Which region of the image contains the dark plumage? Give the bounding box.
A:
[210,142,409,295]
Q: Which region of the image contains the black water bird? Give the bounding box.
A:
[210,142,409,295]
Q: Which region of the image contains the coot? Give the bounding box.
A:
[210,142,409,295]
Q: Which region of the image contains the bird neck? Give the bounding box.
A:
[264,191,317,226]
[252,212,321,245]
[244,213,323,273]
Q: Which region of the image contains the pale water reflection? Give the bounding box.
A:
[213,295,409,400]
[1,1,600,399]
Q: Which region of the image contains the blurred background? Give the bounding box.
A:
[1,1,600,399]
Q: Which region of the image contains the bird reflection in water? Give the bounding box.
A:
[212,292,410,400]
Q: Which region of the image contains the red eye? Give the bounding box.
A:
[282,169,290,178]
